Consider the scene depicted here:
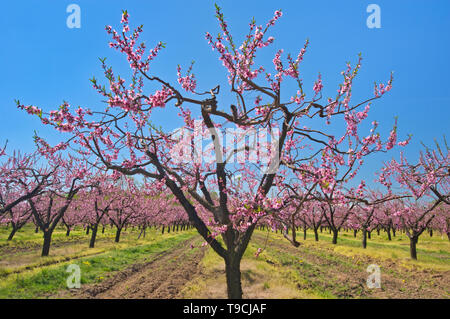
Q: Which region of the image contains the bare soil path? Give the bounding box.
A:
[62,236,206,299]
[252,233,450,298]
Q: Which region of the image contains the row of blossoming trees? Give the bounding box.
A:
[1,5,448,298]
[0,149,191,255]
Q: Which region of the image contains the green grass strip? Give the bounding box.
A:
[0,231,197,299]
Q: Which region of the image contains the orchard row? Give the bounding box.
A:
[1,5,448,298]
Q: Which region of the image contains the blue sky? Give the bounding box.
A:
[1,0,449,184]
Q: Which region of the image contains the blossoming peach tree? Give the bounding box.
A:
[17,6,406,298]
[378,141,449,259]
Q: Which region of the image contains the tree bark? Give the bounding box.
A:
[41,230,52,257]
[409,235,418,260]
[225,255,243,299]
[7,227,17,241]
[89,224,98,248]
[314,228,319,241]
[115,228,122,243]
[362,228,367,249]
[353,229,357,238]
[332,229,338,244]
[303,228,307,240]
[387,227,392,241]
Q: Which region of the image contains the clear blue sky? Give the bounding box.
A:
[1,0,449,184]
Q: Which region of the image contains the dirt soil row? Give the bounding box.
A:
[252,233,450,299]
[59,236,206,299]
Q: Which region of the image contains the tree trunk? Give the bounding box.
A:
[367,231,371,239]
[102,226,105,234]
[387,227,392,241]
[89,224,98,248]
[86,226,90,235]
[225,255,243,299]
[332,229,338,244]
[392,228,396,237]
[353,229,357,238]
[409,235,418,260]
[138,226,146,239]
[7,227,17,241]
[162,225,165,234]
[362,228,367,249]
[66,228,71,237]
[41,230,53,257]
[314,228,319,241]
[303,228,307,240]
[35,226,39,233]
[115,228,122,243]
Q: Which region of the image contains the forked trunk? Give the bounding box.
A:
[283,225,300,247]
[387,227,392,241]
